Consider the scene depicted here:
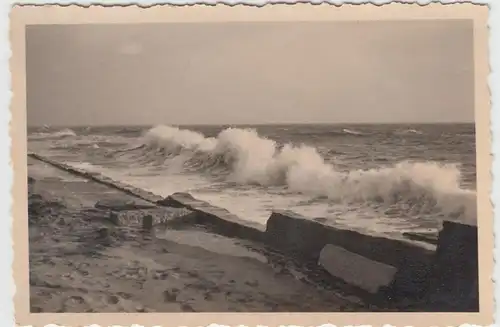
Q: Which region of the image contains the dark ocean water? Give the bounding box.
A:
[27,123,477,236]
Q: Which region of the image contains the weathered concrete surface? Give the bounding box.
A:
[157,192,266,242]
[424,220,479,311]
[319,244,398,294]
[108,207,193,227]
[266,210,435,298]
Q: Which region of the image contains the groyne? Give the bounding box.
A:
[27,153,479,311]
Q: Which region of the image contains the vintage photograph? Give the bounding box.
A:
[11,3,492,326]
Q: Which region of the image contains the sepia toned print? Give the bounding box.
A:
[10,3,492,327]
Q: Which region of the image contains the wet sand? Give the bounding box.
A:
[28,157,368,313]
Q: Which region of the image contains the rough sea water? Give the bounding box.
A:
[27,124,476,237]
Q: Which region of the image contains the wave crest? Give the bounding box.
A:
[29,128,77,140]
[342,128,364,136]
[124,125,476,223]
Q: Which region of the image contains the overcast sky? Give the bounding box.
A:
[26,20,474,126]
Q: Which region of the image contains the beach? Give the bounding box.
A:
[28,156,370,313]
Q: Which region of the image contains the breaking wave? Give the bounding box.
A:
[29,128,77,140]
[292,128,368,137]
[342,128,364,136]
[396,129,424,135]
[118,125,476,223]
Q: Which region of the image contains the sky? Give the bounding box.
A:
[26,20,474,126]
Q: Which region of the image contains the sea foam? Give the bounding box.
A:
[124,125,477,223]
[29,128,77,140]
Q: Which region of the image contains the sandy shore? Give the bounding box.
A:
[28,157,372,313]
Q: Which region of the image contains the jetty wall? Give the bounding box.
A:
[156,193,478,307]
[28,152,163,203]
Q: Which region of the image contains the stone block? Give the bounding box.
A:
[265,210,435,297]
[319,244,398,294]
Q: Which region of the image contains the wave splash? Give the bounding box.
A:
[124,125,476,223]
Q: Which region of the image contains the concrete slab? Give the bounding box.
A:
[319,244,398,294]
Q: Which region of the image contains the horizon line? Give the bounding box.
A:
[27,121,475,128]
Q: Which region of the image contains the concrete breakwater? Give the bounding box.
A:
[159,194,479,311]
[266,210,435,298]
[28,152,163,203]
[27,153,479,311]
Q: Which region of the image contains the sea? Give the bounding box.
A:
[27,123,477,237]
